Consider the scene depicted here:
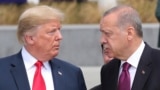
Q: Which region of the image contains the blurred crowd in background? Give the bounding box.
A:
[0,0,158,25]
[0,0,87,4]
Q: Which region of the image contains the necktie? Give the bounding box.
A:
[32,61,46,90]
[118,62,131,90]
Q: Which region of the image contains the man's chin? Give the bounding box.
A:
[51,51,59,57]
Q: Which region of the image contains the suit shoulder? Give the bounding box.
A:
[0,54,18,62]
[152,48,160,54]
[0,50,21,60]
[150,48,160,63]
[52,58,81,70]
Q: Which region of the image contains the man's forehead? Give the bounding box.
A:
[102,13,118,22]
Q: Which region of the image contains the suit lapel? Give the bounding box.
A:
[102,59,121,90]
[110,60,121,90]
[132,44,152,90]
[10,52,30,90]
[50,59,66,90]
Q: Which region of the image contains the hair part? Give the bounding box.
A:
[103,5,143,37]
[17,5,64,44]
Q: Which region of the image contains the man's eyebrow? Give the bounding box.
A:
[101,29,112,33]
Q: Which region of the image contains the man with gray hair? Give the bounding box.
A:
[100,5,160,90]
[0,5,86,90]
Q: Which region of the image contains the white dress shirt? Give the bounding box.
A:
[21,47,54,90]
[119,41,145,89]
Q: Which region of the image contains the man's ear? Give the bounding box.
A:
[127,26,135,40]
[24,34,35,45]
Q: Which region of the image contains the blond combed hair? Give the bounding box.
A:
[17,5,64,44]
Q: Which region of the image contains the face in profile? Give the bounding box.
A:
[31,20,63,60]
[100,13,128,59]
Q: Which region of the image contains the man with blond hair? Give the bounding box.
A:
[0,5,86,90]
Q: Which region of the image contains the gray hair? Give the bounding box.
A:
[17,5,64,44]
[103,5,143,37]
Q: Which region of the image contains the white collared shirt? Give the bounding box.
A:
[21,47,54,90]
[119,41,145,88]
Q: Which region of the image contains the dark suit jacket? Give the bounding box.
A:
[90,84,102,90]
[0,51,87,90]
[101,44,160,90]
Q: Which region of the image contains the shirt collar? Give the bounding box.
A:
[120,41,145,68]
[21,47,50,70]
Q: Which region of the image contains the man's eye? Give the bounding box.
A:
[47,30,56,35]
[105,32,109,35]
[104,32,112,37]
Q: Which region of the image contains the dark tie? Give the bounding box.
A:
[32,61,46,90]
[118,62,131,90]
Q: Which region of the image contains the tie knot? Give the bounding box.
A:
[35,61,43,67]
[123,62,131,71]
